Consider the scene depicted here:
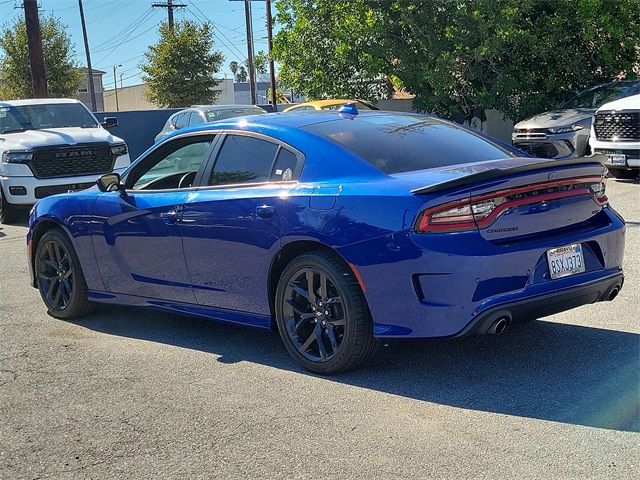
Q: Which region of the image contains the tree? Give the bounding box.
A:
[0,15,82,99]
[236,65,248,82]
[273,0,393,100]
[254,50,268,75]
[229,60,239,81]
[273,0,640,121]
[141,20,224,107]
[388,0,640,122]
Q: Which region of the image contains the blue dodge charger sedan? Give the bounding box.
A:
[27,108,625,374]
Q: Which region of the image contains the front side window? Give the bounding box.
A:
[189,112,205,126]
[205,107,265,122]
[209,135,279,186]
[0,103,98,134]
[128,136,213,190]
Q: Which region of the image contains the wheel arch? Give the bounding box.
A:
[267,239,368,330]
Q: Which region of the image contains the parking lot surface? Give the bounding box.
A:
[1,180,638,479]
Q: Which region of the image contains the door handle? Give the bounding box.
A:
[255,205,275,219]
[161,209,180,225]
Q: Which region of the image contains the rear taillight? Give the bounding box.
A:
[415,176,606,233]
[589,181,607,205]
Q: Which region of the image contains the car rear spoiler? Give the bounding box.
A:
[411,155,607,195]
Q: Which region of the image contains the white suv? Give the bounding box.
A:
[590,93,640,180]
[0,98,130,223]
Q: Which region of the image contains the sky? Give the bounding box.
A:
[0,0,272,90]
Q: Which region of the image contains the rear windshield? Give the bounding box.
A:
[302,114,512,174]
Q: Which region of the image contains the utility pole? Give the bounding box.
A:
[23,0,47,98]
[243,0,256,105]
[78,0,96,111]
[152,0,186,30]
[265,0,277,108]
[113,64,122,111]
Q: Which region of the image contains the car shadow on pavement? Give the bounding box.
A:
[79,305,639,433]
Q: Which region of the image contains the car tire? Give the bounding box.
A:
[0,186,21,224]
[275,251,378,374]
[34,228,95,319]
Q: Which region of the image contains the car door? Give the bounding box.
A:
[92,133,216,303]
[182,132,304,316]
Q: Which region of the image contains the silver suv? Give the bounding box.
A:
[154,105,267,143]
[512,81,640,159]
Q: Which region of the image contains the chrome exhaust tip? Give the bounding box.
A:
[488,317,509,335]
[607,286,620,301]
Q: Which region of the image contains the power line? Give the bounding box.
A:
[187,3,247,60]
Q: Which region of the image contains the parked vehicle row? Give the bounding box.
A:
[0,98,129,223]
[512,81,640,157]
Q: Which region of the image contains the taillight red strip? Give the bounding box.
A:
[415,175,605,233]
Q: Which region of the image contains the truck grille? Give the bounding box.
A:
[593,112,640,141]
[29,144,115,179]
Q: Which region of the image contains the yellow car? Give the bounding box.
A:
[283,99,379,113]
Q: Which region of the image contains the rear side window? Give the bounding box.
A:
[303,114,513,174]
[271,148,299,181]
[209,135,278,185]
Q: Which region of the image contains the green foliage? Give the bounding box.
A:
[274,0,640,121]
[273,0,393,100]
[141,21,224,108]
[390,0,640,122]
[254,50,269,75]
[0,15,82,100]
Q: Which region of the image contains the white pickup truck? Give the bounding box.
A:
[0,98,130,223]
[590,93,640,180]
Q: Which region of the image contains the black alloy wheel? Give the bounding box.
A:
[35,228,94,319]
[275,251,378,374]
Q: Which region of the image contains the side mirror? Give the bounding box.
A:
[101,116,118,128]
[97,173,124,192]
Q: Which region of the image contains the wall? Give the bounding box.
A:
[103,79,236,111]
[101,108,180,160]
[76,72,105,112]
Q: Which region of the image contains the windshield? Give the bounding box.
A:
[206,108,265,122]
[560,83,639,109]
[0,103,98,134]
[303,114,512,174]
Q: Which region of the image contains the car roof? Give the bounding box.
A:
[191,104,265,111]
[166,110,432,139]
[294,99,365,109]
[0,98,82,107]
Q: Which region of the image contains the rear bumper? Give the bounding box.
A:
[456,272,624,336]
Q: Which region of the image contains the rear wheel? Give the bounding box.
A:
[35,228,94,319]
[0,187,21,224]
[275,251,377,374]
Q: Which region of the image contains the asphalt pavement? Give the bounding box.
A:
[1,179,638,479]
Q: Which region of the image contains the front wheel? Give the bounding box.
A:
[275,251,378,374]
[34,228,94,319]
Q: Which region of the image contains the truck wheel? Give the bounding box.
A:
[0,187,21,224]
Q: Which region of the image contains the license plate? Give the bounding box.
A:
[546,244,585,279]
[609,154,626,165]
